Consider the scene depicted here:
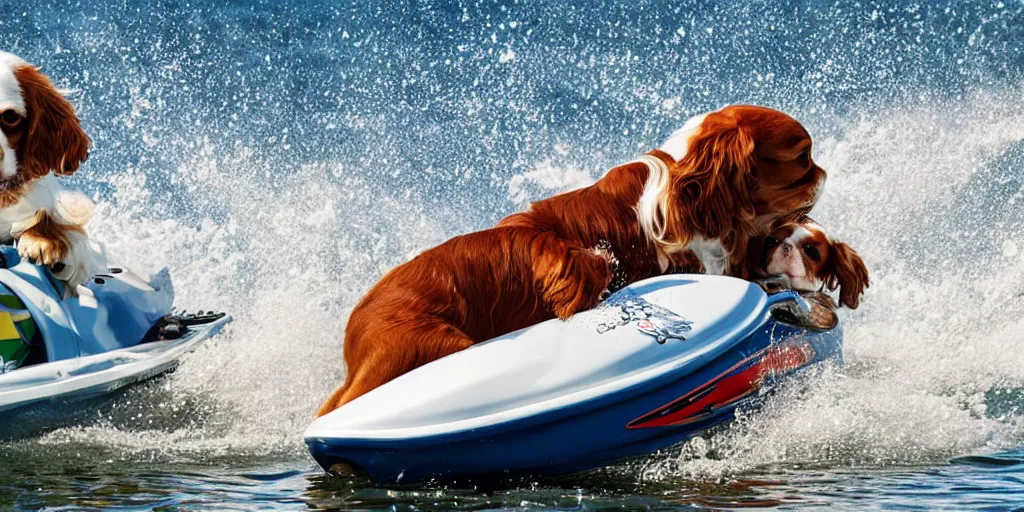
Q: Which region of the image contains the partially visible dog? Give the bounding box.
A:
[0,52,105,294]
[317,105,829,417]
[750,216,869,309]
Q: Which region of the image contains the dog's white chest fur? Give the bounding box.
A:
[0,173,107,294]
[0,174,60,239]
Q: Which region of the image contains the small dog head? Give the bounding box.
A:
[761,218,869,309]
[0,52,90,195]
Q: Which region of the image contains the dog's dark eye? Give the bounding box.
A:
[803,244,820,261]
[0,110,21,127]
[764,236,780,250]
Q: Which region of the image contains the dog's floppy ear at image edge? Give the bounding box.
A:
[14,65,91,178]
[824,241,869,309]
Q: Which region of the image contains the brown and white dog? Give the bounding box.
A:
[0,52,105,293]
[752,217,869,309]
[316,105,828,416]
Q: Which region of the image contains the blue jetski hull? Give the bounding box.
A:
[305,275,842,484]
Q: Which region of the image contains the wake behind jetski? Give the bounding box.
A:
[0,245,230,436]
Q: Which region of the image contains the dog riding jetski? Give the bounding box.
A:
[305,274,842,484]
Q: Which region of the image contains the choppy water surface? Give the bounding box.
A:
[2,0,1024,509]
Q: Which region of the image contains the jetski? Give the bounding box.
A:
[0,245,230,429]
[304,274,842,485]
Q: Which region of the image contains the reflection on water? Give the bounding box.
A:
[3,453,1024,510]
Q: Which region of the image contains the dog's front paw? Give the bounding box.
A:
[548,250,613,320]
[17,232,68,266]
[592,240,621,299]
[49,240,107,299]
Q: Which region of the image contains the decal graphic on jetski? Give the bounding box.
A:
[627,337,817,429]
[596,292,693,344]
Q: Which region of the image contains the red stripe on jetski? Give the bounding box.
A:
[626,340,815,429]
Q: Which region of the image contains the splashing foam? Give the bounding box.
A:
[22,86,1024,476]
[31,147,598,459]
[507,159,595,207]
[30,143,451,460]
[640,87,1024,480]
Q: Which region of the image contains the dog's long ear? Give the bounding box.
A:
[14,65,90,178]
[664,112,756,261]
[824,241,869,309]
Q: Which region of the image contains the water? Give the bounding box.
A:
[2,0,1024,509]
